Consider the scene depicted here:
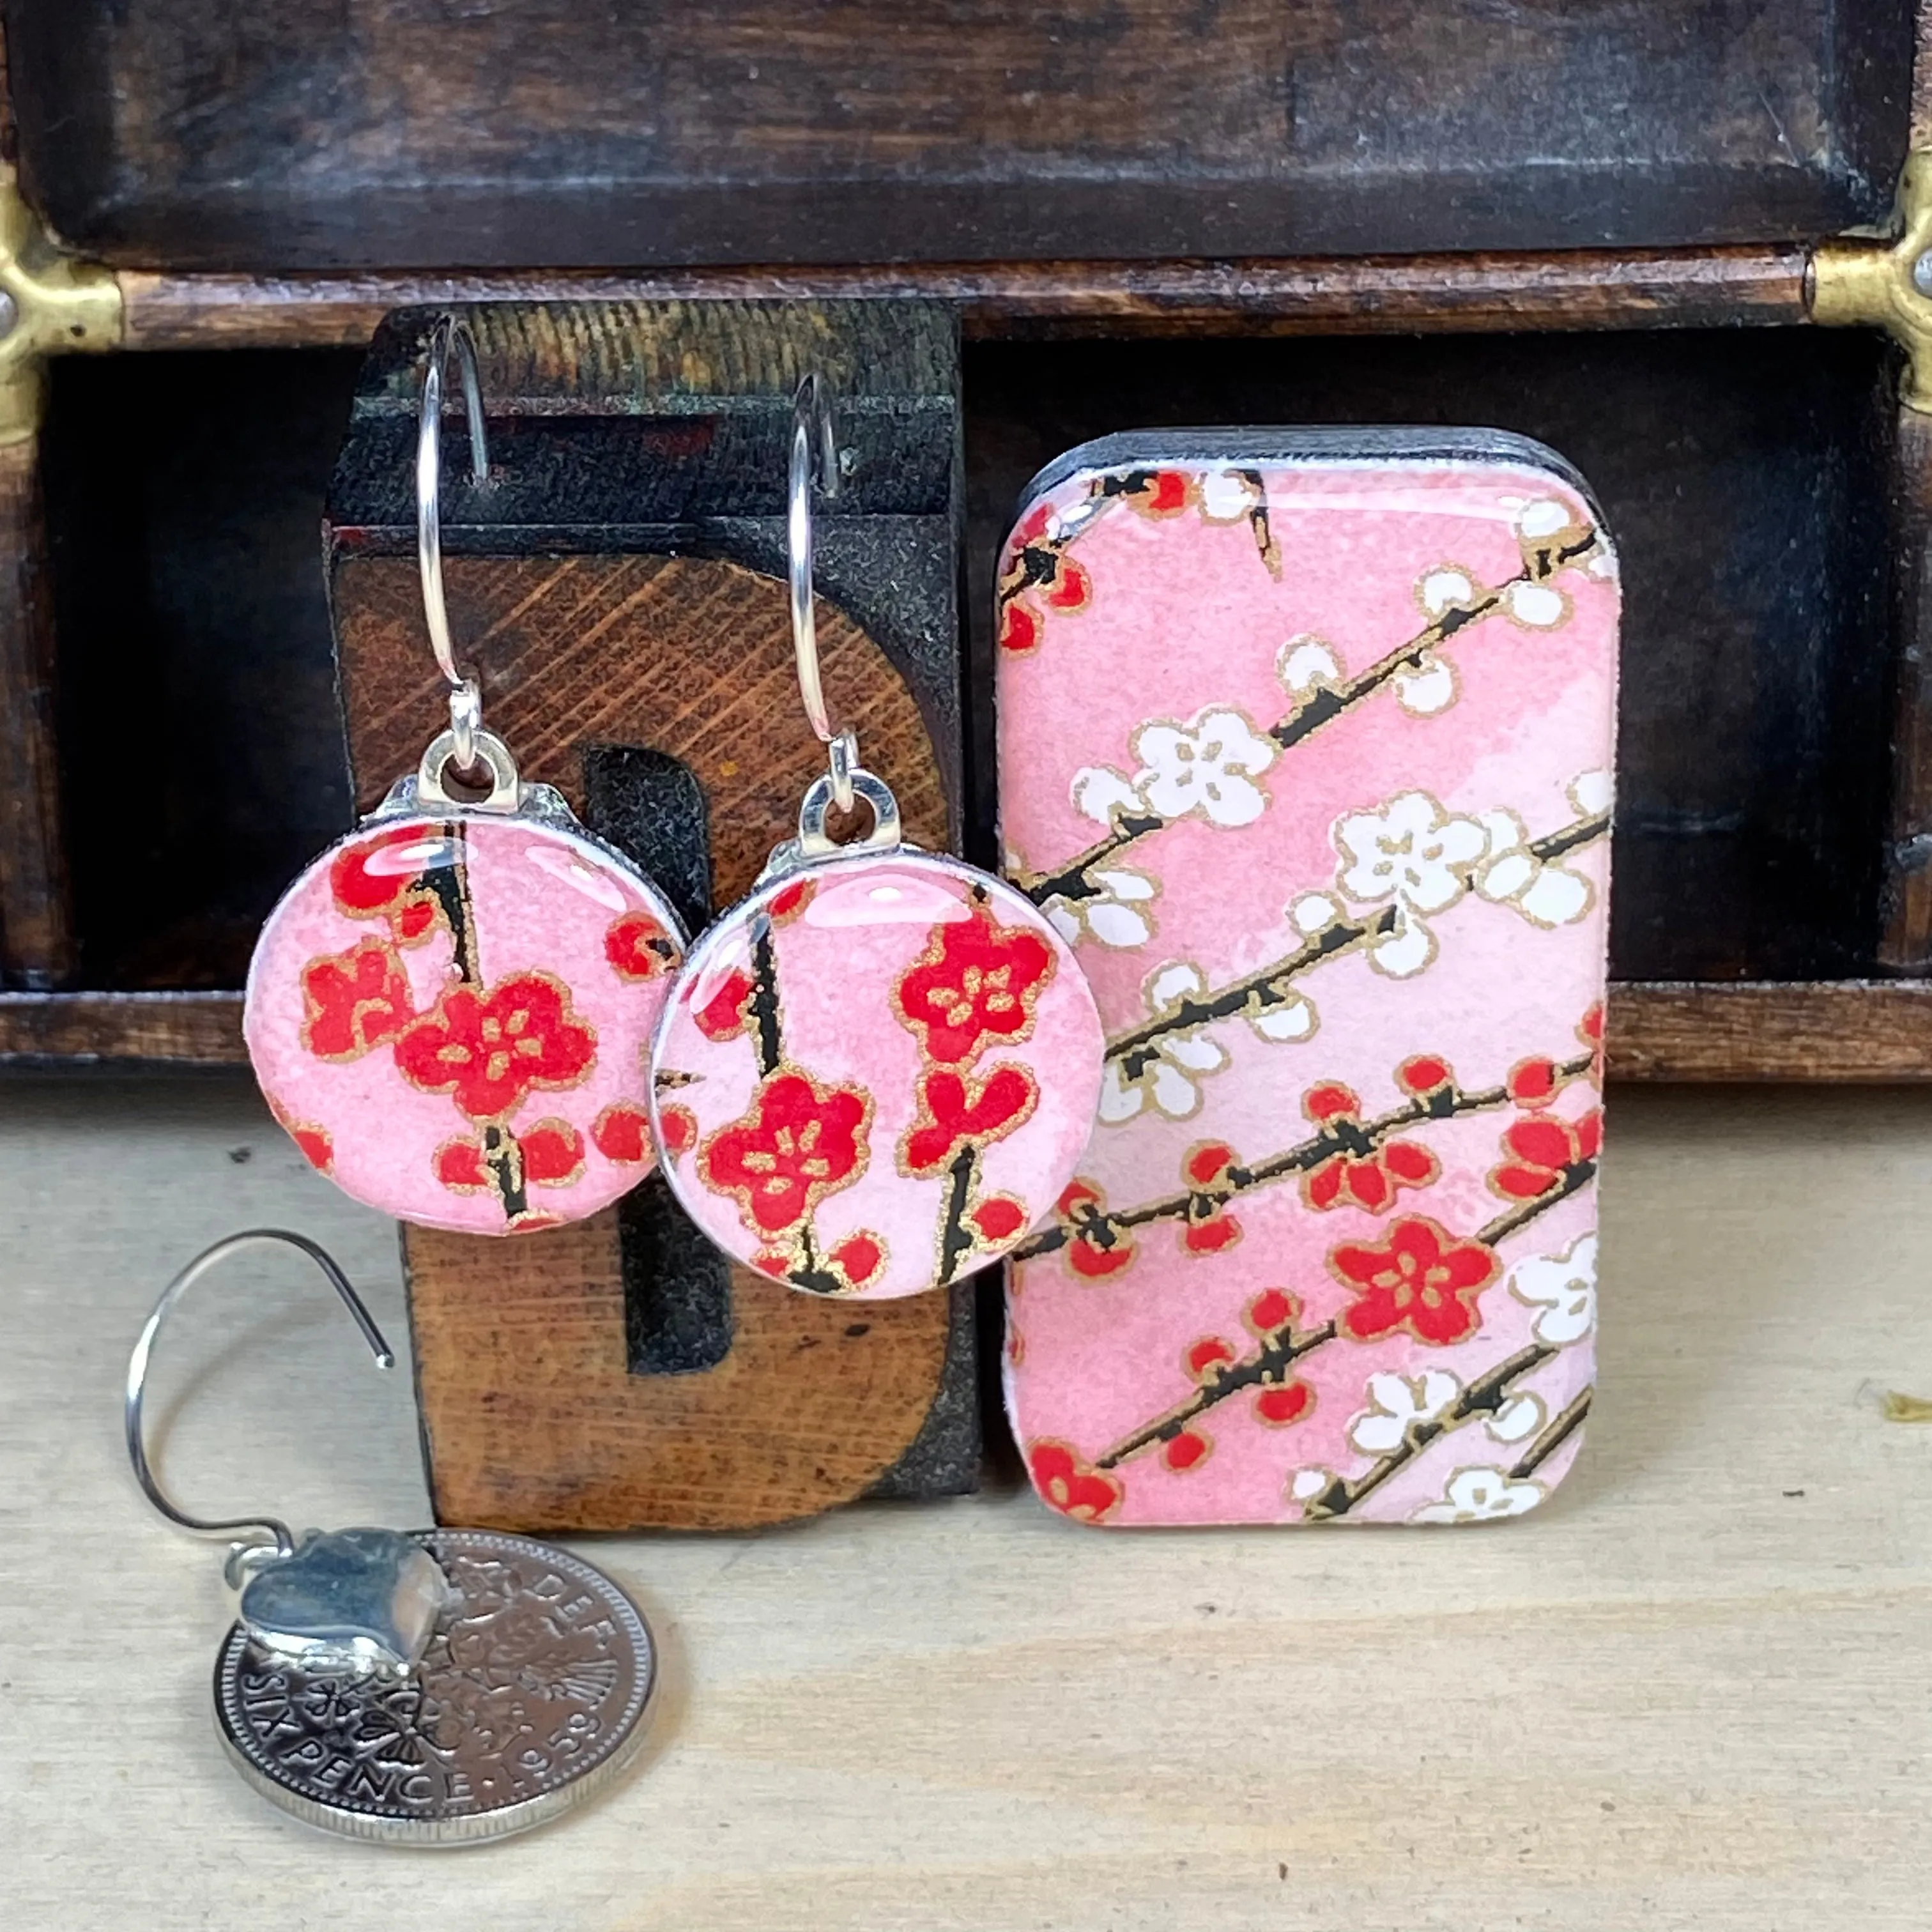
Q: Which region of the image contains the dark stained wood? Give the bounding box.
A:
[329,299,973,1529]
[1881,408,1932,969]
[8,2,1908,270]
[0,435,72,986]
[1609,980,1932,1080]
[0,988,243,1062]
[15,981,1932,1084]
[116,249,1814,352]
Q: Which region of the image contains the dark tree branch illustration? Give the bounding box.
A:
[1015,1050,1595,1266]
[1107,812,1609,1084]
[1089,1156,1596,1472]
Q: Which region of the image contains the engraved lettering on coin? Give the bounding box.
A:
[214,1529,653,1844]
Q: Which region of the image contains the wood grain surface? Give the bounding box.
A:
[115,249,1814,351]
[334,552,962,1529]
[0,434,71,985]
[15,979,1932,1084]
[10,1,1905,266]
[6,1072,1931,1929]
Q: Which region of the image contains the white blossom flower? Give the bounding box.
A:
[1509,1232,1597,1346]
[1418,565,1477,618]
[1335,792,1487,916]
[1247,990,1317,1044]
[1042,866,1158,951]
[1394,651,1459,716]
[1346,1370,1461,1456]
[1503,579,1570,629]
[1485,1390,1547,1445]
[1096,962,1227,1123]
[1411,1466,1545,1523]
[1368,904,1438,978]
[1288,1466,1335,1504]
[1070,763,1147,828]
[1514,498,1575,542]
[1568,768,1614,818]
[1133,708,1276,827]
[1288,891,1341,935]
[1198,469,1262,523]
[1475,808,1594,928]
[1277,634,1342,697]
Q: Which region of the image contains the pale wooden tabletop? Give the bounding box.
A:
[3,1074,1928,1931]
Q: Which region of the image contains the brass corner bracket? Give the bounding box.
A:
[1812,150,1932,411]
[0,168,121,445]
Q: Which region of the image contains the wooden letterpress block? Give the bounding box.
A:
[323,300,977,1529]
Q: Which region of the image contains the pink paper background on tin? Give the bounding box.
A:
[650,854,1104,1300]
[997,448,1617,1526]
[246,811,682,1234]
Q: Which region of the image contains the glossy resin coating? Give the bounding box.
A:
[650,850,1105,1300]
[997,438,1617,1526]
[245,808,684,1234]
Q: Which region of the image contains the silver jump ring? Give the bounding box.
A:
[125,1230,395,1560]
[417,315,491,771]
[788,373,853,811]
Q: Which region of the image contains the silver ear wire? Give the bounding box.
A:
[788,373,858,813]
[125,1230,394,1558]
[417,314,491,776]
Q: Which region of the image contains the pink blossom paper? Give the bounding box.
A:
[997,443,1617,1526]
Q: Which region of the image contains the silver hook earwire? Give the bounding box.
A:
[126,1229,395,1559]
[788,373,856,813]
[417,314,491,774]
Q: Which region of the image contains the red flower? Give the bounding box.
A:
[1028,1439,1123,1523]
[1489,1109,1602,1200]
[998,599,1041,656]
[1045,555,1091,611]
[1330,1215,1500,1346]
[969,1195,1027,1243]
[519,1119,585,1187]
[329,825,443,946]
[896,898,1055,1066]
[1183,1336,1236,1381]
[591,1101,653,1165]
[1579,1001,1606,1083]
[1183,1210,1242,1255]
[691,967,755,1043]
[266,1094,334,1174]
[605,910,676,983]
[900,1064,1038,1175]
[1298,1082,1439,1215]
[767,878,815,923]
[432,1137,488,1192]
[1057,1179,1135,1279]
[656,1103,696,1159]
[300,937,415,1061]
[1245,1287,1298,1337]
[700,1071,871,1236]
[1507,1057,1560,1108]
[1397,1054,1455,1098]
[393,970,596,1120]
[1179,1140,1242,1254]
[1254,1381,1314,1426]
[1162,1429,1211,1472]
[828,1232,885,1289]
[1128,470,1190,516]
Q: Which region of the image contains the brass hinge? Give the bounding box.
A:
[0,167,122,445]
[1811,150,1932,410]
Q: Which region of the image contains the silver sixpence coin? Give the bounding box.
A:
[213,1529,654,1845]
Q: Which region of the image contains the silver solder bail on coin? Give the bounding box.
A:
[128,1229,657,1844]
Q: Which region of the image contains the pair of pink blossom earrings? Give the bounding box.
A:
[243,322,1103,1300]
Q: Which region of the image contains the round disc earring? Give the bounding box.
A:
[647,376,1105,1300]
[243,317,686,1234]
